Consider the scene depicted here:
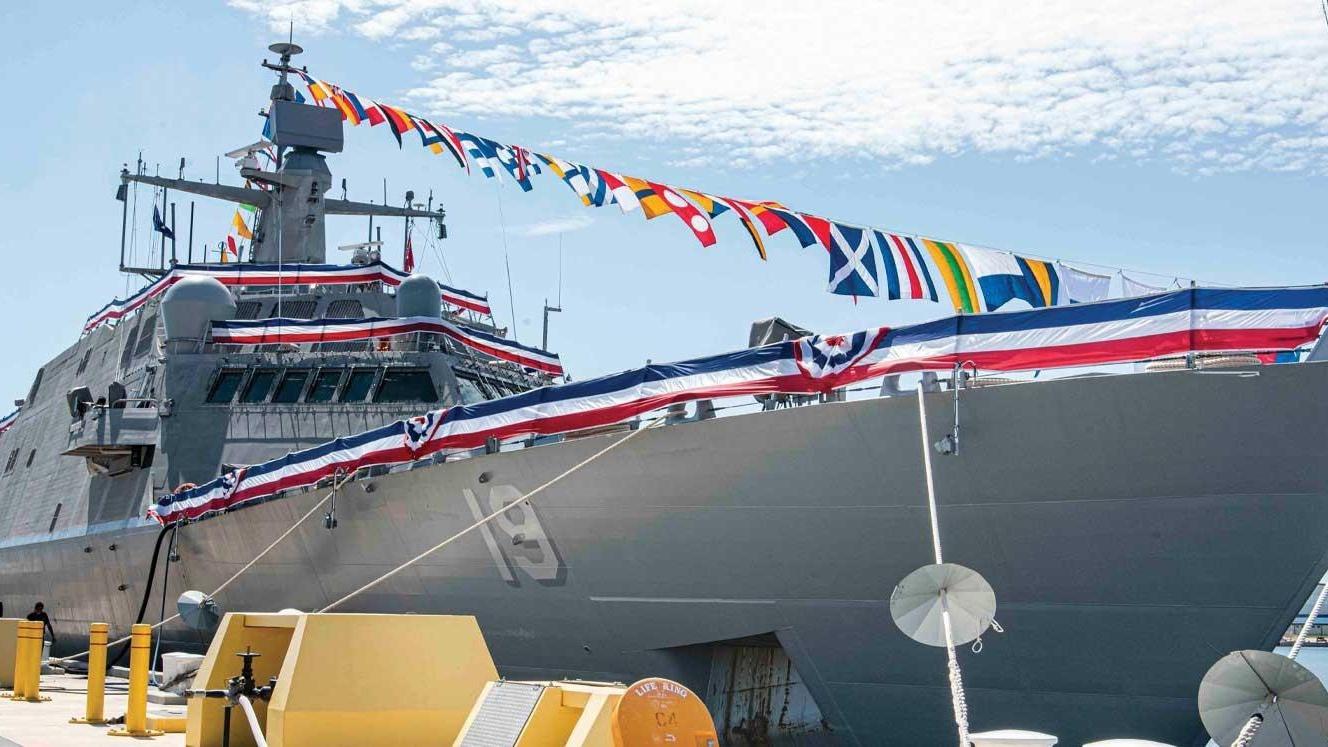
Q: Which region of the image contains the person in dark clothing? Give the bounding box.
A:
[26,602,55,644]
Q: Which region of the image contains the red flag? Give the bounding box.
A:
[647,182,716,247]
[729,199,790,237]
[361,99,387,126]
[403,230,415,274]
[800,213,834,252]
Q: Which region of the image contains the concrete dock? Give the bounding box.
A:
[0,673,185,747]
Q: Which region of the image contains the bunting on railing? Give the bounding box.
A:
[148,286,1328,525]
[82,261,489,334]
[0,409,17,438]
[439,283,492,316]
[210,315,562,375]
[292,69,1205,312]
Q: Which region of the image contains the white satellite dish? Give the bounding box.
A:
[178,590,224,632]
[890,563,995,647]
[1198,650,1328,747]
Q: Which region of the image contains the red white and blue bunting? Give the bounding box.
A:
[210,315,563,376]
[148,286,1328,525]
[83,261,488,334]
[0,409,17,437]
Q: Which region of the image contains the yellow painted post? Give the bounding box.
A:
[12,621,48,702]
[7,621,31,700]
[70,622,108,724]
[23,621,42,701]
[108,624,163,737]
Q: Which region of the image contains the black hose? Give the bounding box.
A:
[108,522,176,668]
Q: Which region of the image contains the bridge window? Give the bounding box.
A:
[3,449,17,474]
[48,503,61,533]
[374,369,438,403]
[454,371,493,404]
[268,300,318,319]
[273,370,310,403]
[325,299,363,318]
[340,369,377,402]
[306,369,343,403]
[206,369,245,403]
[25,450,35,468]
[133,313,158,357]
[240,369,278,403]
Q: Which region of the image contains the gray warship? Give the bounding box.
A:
[2,44,1327,746]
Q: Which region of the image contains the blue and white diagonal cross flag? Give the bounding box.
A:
[827,222,880,297]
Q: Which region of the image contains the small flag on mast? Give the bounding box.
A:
[403,228,415,274]
[152,205,174,240]
[231,210,253,240]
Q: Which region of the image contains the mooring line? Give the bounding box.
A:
[916,383,970,747]
[318,419,662,613]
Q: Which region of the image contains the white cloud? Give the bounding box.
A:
[512,214,594,237]
[232,0,1328,174]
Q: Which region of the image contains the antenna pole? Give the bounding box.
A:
[187,201,195,263]
[542,299,562,351]
[158,165,167,270]
[169,202,177,265]
[118,167,130,272]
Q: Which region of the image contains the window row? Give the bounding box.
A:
[206,366,438,405]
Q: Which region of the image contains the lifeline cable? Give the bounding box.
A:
[318,418,662,613]
[916,383,971,747]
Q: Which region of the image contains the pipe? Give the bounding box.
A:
[108,523,174,668]
[237,694,270,747]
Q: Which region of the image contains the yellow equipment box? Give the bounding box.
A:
[187,612,498,747]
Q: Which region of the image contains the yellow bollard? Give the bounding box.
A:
[7,621,31,700]
[12,621,48,702]
[108,624,163,737]
[70,622,108,724]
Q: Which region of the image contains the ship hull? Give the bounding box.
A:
[5,363,1328,745]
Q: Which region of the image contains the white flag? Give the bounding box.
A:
[1057,263,1112,304]
[1121,273,1168,298]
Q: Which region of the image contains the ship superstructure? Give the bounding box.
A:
[1,43,1327,746]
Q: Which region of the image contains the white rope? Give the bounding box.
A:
[916,383,944,565]
[916,384,969,746]
[56,470,355,662]
[1289,581,1328,660]
[1232,713,1263,747]
[319,420,660,613]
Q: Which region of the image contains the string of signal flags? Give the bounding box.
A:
[292,69,1196,315]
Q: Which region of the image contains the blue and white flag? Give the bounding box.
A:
[826,222,880,297]
[456,132,504,179]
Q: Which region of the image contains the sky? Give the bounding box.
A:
[0,1,1326,403]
